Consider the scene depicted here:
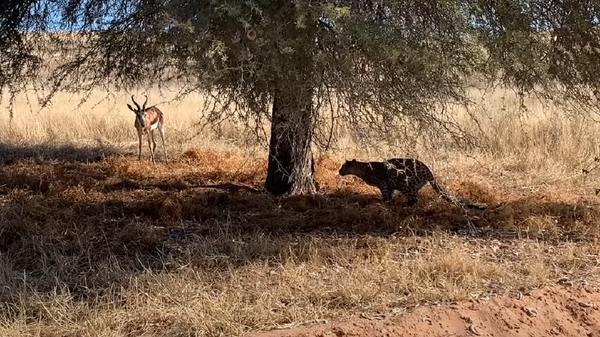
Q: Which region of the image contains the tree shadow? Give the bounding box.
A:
[0,156,599,314]
[0,142,120,164]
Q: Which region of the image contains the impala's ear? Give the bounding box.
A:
[127,104,136,112]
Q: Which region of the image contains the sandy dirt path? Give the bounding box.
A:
[250,280,600,337]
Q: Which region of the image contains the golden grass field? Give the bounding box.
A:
[1,87,600,336]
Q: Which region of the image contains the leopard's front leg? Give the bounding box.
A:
[379,185,394,204]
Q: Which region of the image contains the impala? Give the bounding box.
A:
[127,95,168,165]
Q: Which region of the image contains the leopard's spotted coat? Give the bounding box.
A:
[338,158,486,209]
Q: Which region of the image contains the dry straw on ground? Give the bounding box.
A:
[0,87,600,336]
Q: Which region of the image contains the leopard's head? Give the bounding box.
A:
[338,159,358,176]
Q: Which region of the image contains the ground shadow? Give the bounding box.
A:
[0,155,599,314]
[0,142,121,164]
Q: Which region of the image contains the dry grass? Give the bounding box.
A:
[1,87,600,336]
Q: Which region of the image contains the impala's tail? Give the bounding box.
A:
[429,180,487,210]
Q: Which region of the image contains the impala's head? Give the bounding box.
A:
[338,159,358,177]
[127,95,149,128]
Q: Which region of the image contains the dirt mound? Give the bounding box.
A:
[251,281,600,337]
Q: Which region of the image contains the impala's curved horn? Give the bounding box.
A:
[142,95,148,111]
[131,95,141,110]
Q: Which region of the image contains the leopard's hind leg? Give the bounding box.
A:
[403,190,419,207]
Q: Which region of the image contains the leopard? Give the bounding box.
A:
[338,158,486,209]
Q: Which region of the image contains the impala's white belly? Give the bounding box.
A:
[150,121,159,131]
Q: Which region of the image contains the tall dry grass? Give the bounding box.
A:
[0,88,262,159]
[3,86,600,168]
[0,86,600,336]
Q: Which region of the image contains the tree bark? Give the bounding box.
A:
[264,87,317,196]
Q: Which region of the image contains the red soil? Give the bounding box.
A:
[251,281,600,337]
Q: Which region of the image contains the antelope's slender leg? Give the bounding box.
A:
[137,128,143,161]
[158,123,168,163]
[151,130,157,153]
[147,131,156,165]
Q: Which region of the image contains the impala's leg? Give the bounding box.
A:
[151,130,157,153]
[147,131,156,165]
[137,128,143,161]
[158,123,168,162]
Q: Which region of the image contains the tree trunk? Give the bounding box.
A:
[264,87,317,196]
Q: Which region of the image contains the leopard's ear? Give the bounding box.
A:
[351,159,357,162]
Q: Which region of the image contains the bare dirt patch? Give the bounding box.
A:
[251,281,600,337]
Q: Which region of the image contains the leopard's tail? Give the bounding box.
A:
[429,180,487,210]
